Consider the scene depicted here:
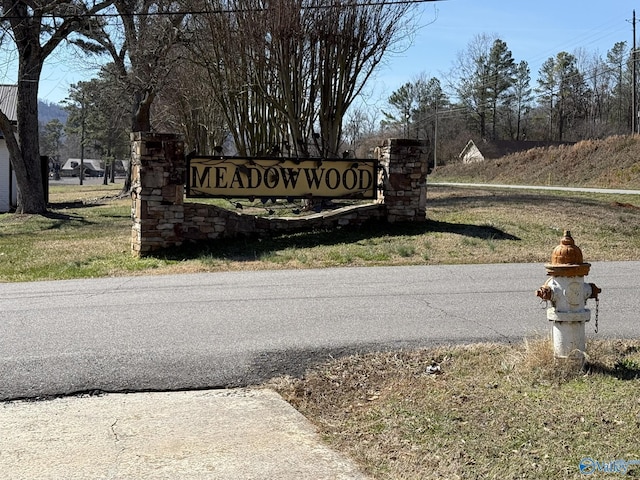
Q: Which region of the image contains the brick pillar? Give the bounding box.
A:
[130,132,185,256]
[378,138,429,223]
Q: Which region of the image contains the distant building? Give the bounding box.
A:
[60,158,105,177]
[0,84,18,213]
[459,139,572,164]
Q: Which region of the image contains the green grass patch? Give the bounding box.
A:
[0,185,185,281]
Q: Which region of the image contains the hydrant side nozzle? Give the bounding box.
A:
[589,283,601,300]
[536,285,553,301]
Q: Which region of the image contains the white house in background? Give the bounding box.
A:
[459,140,485,163]
[459,139,574,164]
[0,84,18,213]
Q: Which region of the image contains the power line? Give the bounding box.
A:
[0,0,444,20]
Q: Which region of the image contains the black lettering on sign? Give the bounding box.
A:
[214,166,227,188]
[303,168,323,189]
[325,168,340,190]
[192,166,211,189]
[280,168,300,189]
[342,168,358,190]
[264,167,279,189]
[187,158,377,199]
[247,167,262,188]
[359,169,373,189]
[230,167,245,189]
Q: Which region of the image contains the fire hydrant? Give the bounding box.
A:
[535,230,601,360]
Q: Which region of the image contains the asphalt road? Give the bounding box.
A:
[1,262,638,401]
[430,182,640,195]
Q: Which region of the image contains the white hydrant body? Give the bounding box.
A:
[536,231,600,360]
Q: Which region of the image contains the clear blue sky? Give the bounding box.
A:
[369,0,636,104]
[4,0,637,105]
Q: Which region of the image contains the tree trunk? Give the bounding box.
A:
[13,59,47,214]
[132,89,154,133]
[121,89,155,195]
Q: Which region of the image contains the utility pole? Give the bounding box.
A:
[79,90,86,186]
[633,10,637,134]
[433,103,438,171]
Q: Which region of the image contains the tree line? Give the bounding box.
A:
[51,31,640,185]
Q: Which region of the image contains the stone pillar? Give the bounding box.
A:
[130,132,185,256]
[377,138,429,223]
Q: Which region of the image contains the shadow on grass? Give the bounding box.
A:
[0,209,93,235]
[48,200,113,210]
[41,209,92,227]
[39,199,128,228]
[587,362,640,381]
[587,344,640,380]
[158,219,521,262]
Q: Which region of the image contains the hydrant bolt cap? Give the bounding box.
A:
[545,230,591,276]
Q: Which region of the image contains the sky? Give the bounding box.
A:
[1,0,637,105]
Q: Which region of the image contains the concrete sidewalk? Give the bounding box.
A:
[0,389,371,480]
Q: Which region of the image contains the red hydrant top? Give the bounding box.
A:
[545,230,591,277]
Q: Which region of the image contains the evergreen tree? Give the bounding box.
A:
[40,119,65,165]
[506,61,533,140]
[382,82,416,136]
[606,41,629,130]
[451,34,509,139]
[537,52,587,141]
[486,39,515,139]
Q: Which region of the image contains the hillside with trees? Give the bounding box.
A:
[430,135,640,190]
[38,101,67,126]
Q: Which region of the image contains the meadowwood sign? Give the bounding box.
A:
[131,134,428,256]
[186,155,378,199]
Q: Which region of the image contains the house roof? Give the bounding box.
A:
[462,139,574,160]
[0,84,18,123]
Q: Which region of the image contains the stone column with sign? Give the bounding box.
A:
[377,138,429,223]
[131,132,185,256]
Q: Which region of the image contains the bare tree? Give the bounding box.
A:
[87,0,187,133]
[343,106,380,157]
[313,0,418,157]
[448,33,498,139]
[184,0,287,156]
[0,0,112,214]
[182,0,422,158]
[72,0,188,194]
[157,51,229,155]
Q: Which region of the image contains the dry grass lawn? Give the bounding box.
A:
[270,339,640,479]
